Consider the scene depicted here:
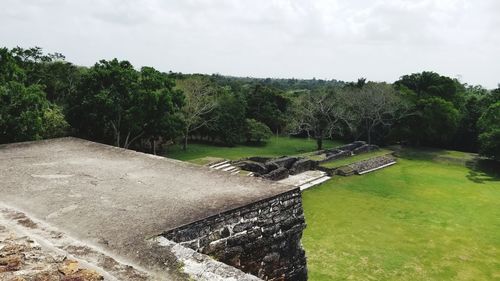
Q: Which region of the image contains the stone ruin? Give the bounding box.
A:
[349,155,396,174]
[234,156,317,181]
[234,141,383,181]
[0,138,308,281]
[317,141,379,163]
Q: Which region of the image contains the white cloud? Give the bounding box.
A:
[1,0,498,88]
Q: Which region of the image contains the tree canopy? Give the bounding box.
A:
[477,102,500,160]
[67,59,183,148]
[1,46,499,160]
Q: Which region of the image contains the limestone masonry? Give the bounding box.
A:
[163,189,307,281]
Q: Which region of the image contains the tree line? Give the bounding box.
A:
[1,47,499,160]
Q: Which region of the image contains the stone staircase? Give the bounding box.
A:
[208,160,250,176]
[208,160,330,189]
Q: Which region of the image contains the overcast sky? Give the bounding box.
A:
[1,0,499,88]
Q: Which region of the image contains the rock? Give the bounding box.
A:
[262,167,289,181]
[264,162,280,173]
[336,166,355,176]
[289,159,316,175]
[336,141,366,152]
[263,252,280,263]
[353,144,379,154]
[324,150,351,161]
[247,156,272,163]
[236,161,267,174]
[267,157,298,169]
[349,155,395,174]
[324,148,342,155]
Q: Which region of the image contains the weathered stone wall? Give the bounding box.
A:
[162,189,307,281]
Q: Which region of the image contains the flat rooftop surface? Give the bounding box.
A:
[0,137,294,278]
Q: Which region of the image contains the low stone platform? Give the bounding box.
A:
[278,170,331,190]
[349,155,397,174]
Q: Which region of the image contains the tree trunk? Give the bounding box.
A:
[316,138,323,150]
[150,138,156,155]
[183,135,188,151]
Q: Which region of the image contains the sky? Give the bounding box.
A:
[1,0,499,88]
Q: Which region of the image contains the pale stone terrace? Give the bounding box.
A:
[0,137,296,280]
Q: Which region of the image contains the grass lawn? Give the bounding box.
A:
[319,149,394,169]
[302,151,500,280]
[165,136,342,162]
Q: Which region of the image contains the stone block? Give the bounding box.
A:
[324,149,351,161]
[263,252,280,263]
[289,158,316,175]
[262,167,289,181]
[352,144,379,154]
[267,156,299,169]
[221,226,230,238]
[264,162,280,173]
[336,141,366,151]
[233,221,253,233]
[247,156,272,163]
[236,160,268,174]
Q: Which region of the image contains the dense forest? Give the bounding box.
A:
[1,47,499,160]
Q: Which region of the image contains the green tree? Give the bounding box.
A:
[477,102,500,160]
[211,91,246,146]
[245,119,272,143]
[288,90,340,150]
[451,85,491,151]
[0,48,26,83]
[419,97,461,144]
[176,76,218,150]
[41,105,70,139]
[395,71,463,103]
[337,82,409,144]
[0,82,48,143]
[41,61,82,104]
[245,84,290,133]
[67,59,183,148]
[392,72,463,147]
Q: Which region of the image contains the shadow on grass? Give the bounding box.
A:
[466,159,500,184]
[395,147,472,165]
[394,146,499,184]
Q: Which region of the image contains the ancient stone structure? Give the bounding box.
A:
[237,160,268,174]
[323,149,351,162]
[262,167,290,181]
[335,140,366,152]
[289,159,317,175]
[349,155,396,174]
[0,138,308,281]
[162,189,308,281]
[353,144,379,154]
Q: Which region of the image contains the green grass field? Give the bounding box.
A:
[167,138,499,280]
[165,136,342,162]
[302,151,500,281]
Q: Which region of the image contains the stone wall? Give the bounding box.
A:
[162,189,307,281]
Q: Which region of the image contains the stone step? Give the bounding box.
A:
[299,176,331,191]
[226,167,239,173]
[279,170,327,187]
[214,163,231,170]
[209,160,229,169]
[222,166,237,172]
[357,161,396,174]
